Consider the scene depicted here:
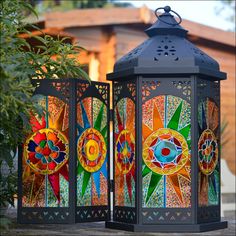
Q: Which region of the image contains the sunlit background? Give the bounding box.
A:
[123,0,235,31]
[31,0,235,31]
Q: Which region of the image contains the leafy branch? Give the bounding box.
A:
[0,0,89,222]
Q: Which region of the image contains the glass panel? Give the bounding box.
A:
[77,97,108,206]
[23,95,69,207]
[198,98,219,206]
[142,95,191,208]
[114,98,135,207]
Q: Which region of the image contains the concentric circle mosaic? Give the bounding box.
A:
[198,129,218,175]
[143,128,189,176]
[115,129,135,175]
[78,127,106,173]
[24,128,69,175]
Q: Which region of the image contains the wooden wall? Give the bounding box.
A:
[114,26,147,60]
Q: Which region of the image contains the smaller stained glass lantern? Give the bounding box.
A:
[106,6,228,232]
[18,79,110,223]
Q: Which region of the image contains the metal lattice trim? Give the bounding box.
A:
[76,80,109,105]
[142,208,192,224]
[113,81,136,105]
[198,207,220,224]
[95,84,109,104]
[197,79,220,104]
[76,206,109,222]
[114,82,123,104]
[172,80,191,101]
[31,79,70,103]
[77,81,89,99]
[127,82,136,99]
[142,80,161,102]
[18,208,70,224]
[52,82,70,101]
[113,207,137,224]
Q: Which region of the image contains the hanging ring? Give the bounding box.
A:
[155,6,182,26]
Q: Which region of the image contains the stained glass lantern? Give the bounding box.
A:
[18,79,110,223]
[106,6,227,232]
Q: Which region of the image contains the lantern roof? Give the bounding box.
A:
[108,6,226,80]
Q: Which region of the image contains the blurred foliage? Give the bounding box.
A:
[216,0,235,31]
[0,163,17,208]
[0,0,89,228]
[0,214,12,230]
[28,0,133,14]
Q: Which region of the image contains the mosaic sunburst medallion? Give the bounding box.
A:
[143,128,189,176]
[78,127,106,173]
[115,129,135,175]
[24,128,68,175]
[198,129,218,175]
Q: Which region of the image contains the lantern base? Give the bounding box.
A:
[105,221,227,232]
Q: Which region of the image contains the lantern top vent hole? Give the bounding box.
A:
[108,5,226,81]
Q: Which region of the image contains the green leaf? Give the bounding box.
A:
[35,45,47,51]
[32,35,46,45]
[76,67,91,81]
[22,2,38,18]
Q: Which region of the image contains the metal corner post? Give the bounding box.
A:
[107,83,111,221]
[191,75,198,224]
[136,76,143,225]
[218,80,222,222]
[111,81,116,221]
[68,79,77,223]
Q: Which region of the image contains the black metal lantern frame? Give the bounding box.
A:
[138,76,194,226]
[196,77,221,224]
[112,79,137,224]
[105,6,227,233]
[106,78,226,233]
[18,79,110,224]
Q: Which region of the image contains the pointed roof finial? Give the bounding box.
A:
[164,6,171,13]
[145,6,187,37]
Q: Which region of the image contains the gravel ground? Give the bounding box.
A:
[1,213,235,236]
